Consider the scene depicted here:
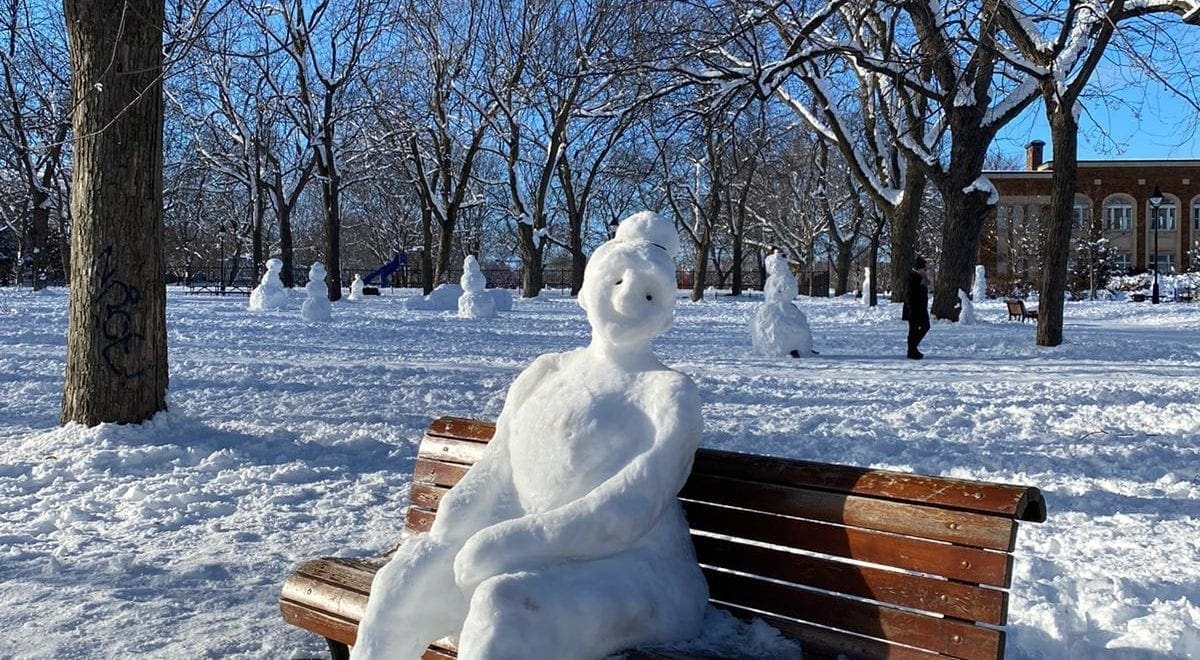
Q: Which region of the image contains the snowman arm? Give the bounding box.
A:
[454,378,702,587]
[428,423,517,543]
[431,355,558,543]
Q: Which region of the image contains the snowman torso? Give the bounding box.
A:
[503,350,663,513]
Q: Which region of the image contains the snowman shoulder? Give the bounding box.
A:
[636,368,702,432]
[503,351,569,408]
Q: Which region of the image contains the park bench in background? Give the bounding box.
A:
[280,417,1047,660]
[1005,299,1039,322]
[186,278,253,296]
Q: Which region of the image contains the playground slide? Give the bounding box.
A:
[363,254,406,287]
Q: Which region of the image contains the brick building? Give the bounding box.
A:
[980,140,1200,282]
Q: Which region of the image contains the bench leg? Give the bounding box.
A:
[326,638,350,660]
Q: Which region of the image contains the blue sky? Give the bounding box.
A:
[995,91,1200,162]
[993,21,1200,163]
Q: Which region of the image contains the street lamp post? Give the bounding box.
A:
[1150,185,1163,304]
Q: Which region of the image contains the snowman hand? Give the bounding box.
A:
[453,520,537,592]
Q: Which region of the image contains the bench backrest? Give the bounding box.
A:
[1005,299,1025,314]
[407,417,1045,660]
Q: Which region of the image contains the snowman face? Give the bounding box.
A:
[580,243,675,347]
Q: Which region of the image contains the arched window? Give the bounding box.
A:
[1149,195,1178,231]
[1103,196,1133,231]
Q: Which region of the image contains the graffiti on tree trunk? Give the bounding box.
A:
[92,245,149,379]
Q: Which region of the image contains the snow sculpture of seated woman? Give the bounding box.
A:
[352,211,707,660]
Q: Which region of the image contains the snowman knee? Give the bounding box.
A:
[459,575,557,660]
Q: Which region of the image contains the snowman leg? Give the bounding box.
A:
[351,535,468,660]
[456,553,704,660]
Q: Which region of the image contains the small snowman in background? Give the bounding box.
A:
[301,262,332,322]
[348,274,365,302]
[457,255,496,318]
[248,257,289,311]
[971,264,988,301]
[751,250,815,358]
[958,289,977,325]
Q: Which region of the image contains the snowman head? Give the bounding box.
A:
[579,212,679,349]
[266,258,283,274]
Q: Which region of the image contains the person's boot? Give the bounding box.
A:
[907,349,924,360]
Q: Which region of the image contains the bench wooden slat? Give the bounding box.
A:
[683,474,1018,551]
[416,436,489,465]
[703,569,1004,660]
[692,535,1007,625]
[405,506,436,535]
[684,500,1012,587]
[280,599,359,647]
[704,604,947,660]
[692,450,1046,522]
[426,417,497,442]
[413,458,470,487]
[410,483,447,511]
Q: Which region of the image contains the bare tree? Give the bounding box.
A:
[996,0,1200,345]
[62,0,168,426]
[243,0,389,300]
[0,0,70,289]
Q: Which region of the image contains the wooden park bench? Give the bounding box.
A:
[280,417,1047,660]
[1005,299,1038,323]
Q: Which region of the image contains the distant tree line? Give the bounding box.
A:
[4,0,1198,317]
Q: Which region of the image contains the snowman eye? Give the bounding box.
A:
[614,278,623,285]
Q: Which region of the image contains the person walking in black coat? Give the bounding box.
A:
[904,257,930,359]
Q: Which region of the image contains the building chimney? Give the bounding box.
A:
[1026,140,1045,171]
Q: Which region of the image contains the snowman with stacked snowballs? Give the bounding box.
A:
[751,248,816,358]
[353,212,707,659]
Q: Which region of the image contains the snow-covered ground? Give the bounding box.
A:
[1,286,1197,659]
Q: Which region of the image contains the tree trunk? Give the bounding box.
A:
[932,186,991,321]
[278,205,294,288]
[570,237,586,297]
[517,224,544,298]
[252,179,266,282]
[420,207,434,294]
[61,0,168,427]
[317,120,342,301]
[29,192,50,290]
[1036,108,1078,347]
[730,232,744,296]
[889,169,925,303]
[690,233,710,302]
[433,216,454,289]
[833,240,853,295]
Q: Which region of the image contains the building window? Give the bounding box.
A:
[1148,251,1174,273]
[1192,201,1200,231]
[1104,198,1132,231]
[1073,200,1091,230]
[1112,251,1131,273]
[1150,202,1177,230]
